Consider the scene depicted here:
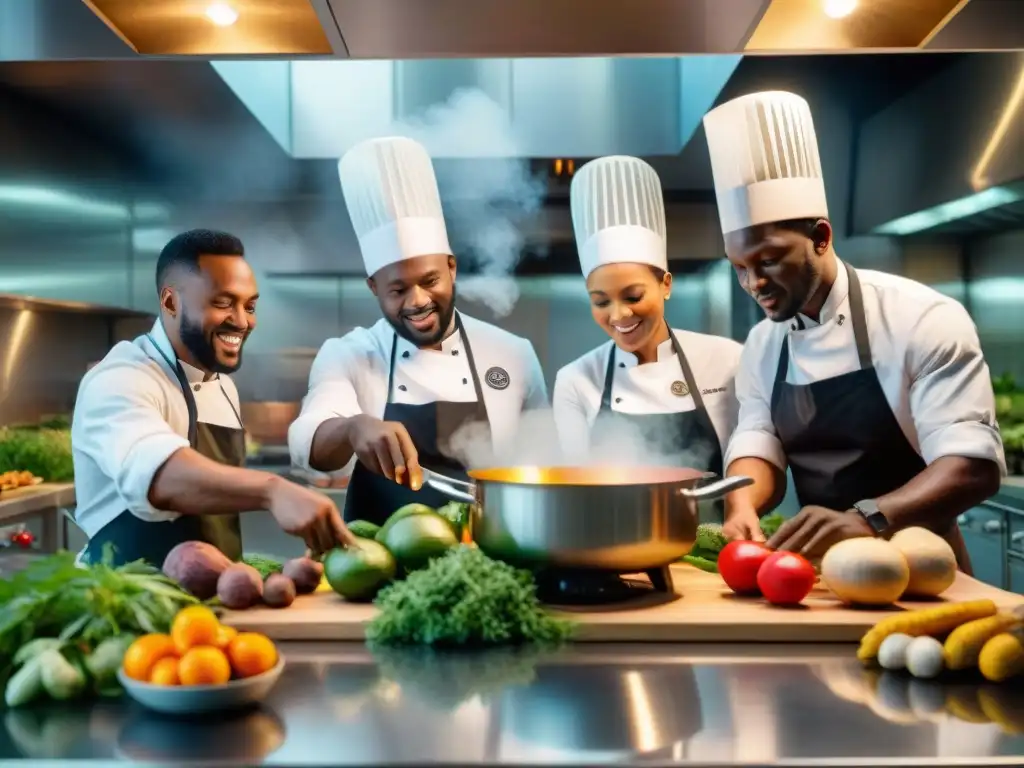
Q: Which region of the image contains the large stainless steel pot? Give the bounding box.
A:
[425,466,752,572]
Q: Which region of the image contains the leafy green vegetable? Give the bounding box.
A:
[242,554,284,580]
[0,548,198,687]
[366,545,574,647]
[435,502,471,539]
[681,554,719,573]
[0,428,73,482]
[759,513,785,539]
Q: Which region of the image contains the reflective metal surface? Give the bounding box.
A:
[426,470,751,571]
[3,643,1024,765]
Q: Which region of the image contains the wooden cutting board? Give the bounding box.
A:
[219,564,1024,643]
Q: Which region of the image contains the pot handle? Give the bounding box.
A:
[423,468,477,504]
[680,474,753,501]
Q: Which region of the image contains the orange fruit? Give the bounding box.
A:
[122,634,178,681]
[171,605,221,654]
[178,646,232,686]
[227,633,278,678]
[148,657,181,686]
[213,624,238,650]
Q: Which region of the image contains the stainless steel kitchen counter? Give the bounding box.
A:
[3,642,1023,766]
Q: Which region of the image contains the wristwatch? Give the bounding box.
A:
[853,499,889,536]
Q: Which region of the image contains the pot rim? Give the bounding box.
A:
[466,465,713,488]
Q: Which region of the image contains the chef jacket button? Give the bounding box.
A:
[402,350,410,358]
[193,384,201,392]
[462,378,468,384]
[398,385,407,392]
[618,362,626,368]
[791,324,797,331]
[452,349,459,356]
[615,397,623,404]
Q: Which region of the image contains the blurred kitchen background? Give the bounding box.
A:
[0,0,1023,584]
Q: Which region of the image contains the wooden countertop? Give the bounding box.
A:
[221,563,1024,644]
[0,483,75,523]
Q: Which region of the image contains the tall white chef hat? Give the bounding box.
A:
[338,136,453,277]
[570,155,668,279]
[702,91,828,235]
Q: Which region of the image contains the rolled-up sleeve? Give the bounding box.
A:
[724,333,788,472]
[552,367,592,462]
[73,365,190,520]
[907,302,1006,474]
[521,341,550,411]
[288,338,364,472]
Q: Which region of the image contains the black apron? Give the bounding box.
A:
[770,261,971,572]
[83,336,246,568]
[593,324,724,520]
[342,315,490,526]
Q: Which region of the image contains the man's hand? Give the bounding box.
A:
[723,506,765,543]
[348,415,423,490]
[266,477,354,556]
[767,505,873,558]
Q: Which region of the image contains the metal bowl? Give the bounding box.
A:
[426,466,752,572]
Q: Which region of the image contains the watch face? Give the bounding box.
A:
[855,501,887,534]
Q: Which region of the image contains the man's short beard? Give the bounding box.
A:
[180,310,243,374]
[387,284,458,347]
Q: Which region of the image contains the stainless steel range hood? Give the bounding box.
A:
[854,52,1024,237]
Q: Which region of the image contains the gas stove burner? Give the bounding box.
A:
[533,565,675,606]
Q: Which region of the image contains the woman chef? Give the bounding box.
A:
[288,137,548,525]
[703,91,1005,568]
[552,155,743,492]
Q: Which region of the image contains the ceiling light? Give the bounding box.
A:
[823,0,857,19]
[206,2,239,27]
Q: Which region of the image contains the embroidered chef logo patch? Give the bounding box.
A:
[485,367,510,390]
[670,380,689,397]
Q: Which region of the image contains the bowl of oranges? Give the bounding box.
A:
[117,606,284,715]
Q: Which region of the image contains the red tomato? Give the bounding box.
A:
[757,551,815,605]
[718,540,772,595]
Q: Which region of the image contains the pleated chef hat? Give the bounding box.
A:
[702,91,828,235]
[338,136,453,276]
[570,156,668,279]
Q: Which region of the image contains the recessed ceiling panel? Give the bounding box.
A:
[746,0,966,51]
[81,0,335,55]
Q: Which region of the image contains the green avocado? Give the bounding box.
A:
[374,503,436,543]
[382,513,459,572]
[323,538,397,602]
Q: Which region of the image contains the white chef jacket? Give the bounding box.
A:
[725,259,1006,474]
[288,312,549,475]
[552,329,743,462]
[71,320,243,538]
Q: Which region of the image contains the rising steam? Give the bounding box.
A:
[385,88,548,318]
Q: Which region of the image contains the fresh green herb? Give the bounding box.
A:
[0,548,199,685]
[366,545,574,647]
[0,428,74,482]
[371,645,546,710]
[242,554,284,580]
[435,502,471,539]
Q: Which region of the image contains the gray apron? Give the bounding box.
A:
[82,335,246,568]
[769,262,972,573]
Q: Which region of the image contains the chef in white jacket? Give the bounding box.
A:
[288,136,548,525]
[552,155,742,482]
[704,91,1005,568]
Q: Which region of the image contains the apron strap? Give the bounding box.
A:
[386,313,489,421]
[601,322,709,412]
[146,333,198,447]
[772,261,874,398]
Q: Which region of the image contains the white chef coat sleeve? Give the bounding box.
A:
[288,337,365,472]
[723,329,788,472]
[73,364,190,520]
[906,301,1006,473]
[520,339,549,410]
[715,340,744,452]
[552,364,592,462]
